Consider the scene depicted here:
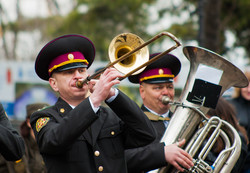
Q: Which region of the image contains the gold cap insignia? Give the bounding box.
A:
[36,117,50,132]
[68,53,74,60]
[159,69,164,75]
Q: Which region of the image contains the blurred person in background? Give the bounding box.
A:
[227,70,250,173]
[30,34,156,173]
[207,97,249,173]
[0,154,29,173]
[125,53,194,173]
[0,103,49,173]
[0,103,25,172]
[20,103,49,173]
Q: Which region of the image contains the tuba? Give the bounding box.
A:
[153,46,248,173]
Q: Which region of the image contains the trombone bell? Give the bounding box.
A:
[75,31,181,88]
[108,33,149,75]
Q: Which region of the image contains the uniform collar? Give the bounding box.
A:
[144,105,170,117]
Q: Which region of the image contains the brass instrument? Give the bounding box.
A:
[162,96,171,105]
[76,32,181,88]
[152,46,248,173]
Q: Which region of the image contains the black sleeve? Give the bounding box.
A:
[106,90,156,148]
[232,133,248,173]
[125,142,166,172]
[0,103,25,161]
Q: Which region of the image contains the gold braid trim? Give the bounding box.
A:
[144,112,170,121]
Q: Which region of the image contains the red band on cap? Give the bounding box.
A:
[48,51,88,75]
[139,68,174,83]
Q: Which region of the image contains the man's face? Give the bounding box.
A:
[139,82,175,115]
[49,67,89,105]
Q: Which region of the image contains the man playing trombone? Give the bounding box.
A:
[125,53,193,172]
[30,34,156,173]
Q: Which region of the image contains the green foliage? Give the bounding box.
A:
[46,0,156,61]
[221,0,250,56]
[177,0,250,58]
[167,21,198,42]
[118,85,142,106]
[4,0,250,61]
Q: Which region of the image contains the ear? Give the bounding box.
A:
[139,84,145,99]
[49,77,59,92]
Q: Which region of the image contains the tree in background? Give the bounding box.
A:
[0,0,22,60]
[158,0,250,62]
[197,0,222,53]
[221,0,250,57]
[1,0,250,63]
[48,0,156,61]
[0,0,156,61]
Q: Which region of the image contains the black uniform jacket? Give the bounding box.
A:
[125,105,173,173]
[30,91,155,173]
[0,103,25,161]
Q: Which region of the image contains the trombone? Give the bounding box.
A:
[76,32,181,88]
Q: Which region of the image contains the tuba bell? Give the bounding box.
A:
[152,46,248,173]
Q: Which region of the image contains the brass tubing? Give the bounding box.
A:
[76,32,181,88]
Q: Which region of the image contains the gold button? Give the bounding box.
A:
[94,151,100,156]
[98,166,103,172]
[111,131,115,135]
[60,108,65,113]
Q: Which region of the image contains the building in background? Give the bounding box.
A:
[0,61,57,120]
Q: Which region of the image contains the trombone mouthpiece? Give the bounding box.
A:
[76,80,84,88]
[76,76,91,88]
[162,96,171,105]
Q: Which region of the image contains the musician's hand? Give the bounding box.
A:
[89,68,123,107]
[88,79,98,93]
[89,80,116,99]
[164,139,194,172]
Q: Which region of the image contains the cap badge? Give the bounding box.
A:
[68,53,74,60]
[159,69,164,75]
